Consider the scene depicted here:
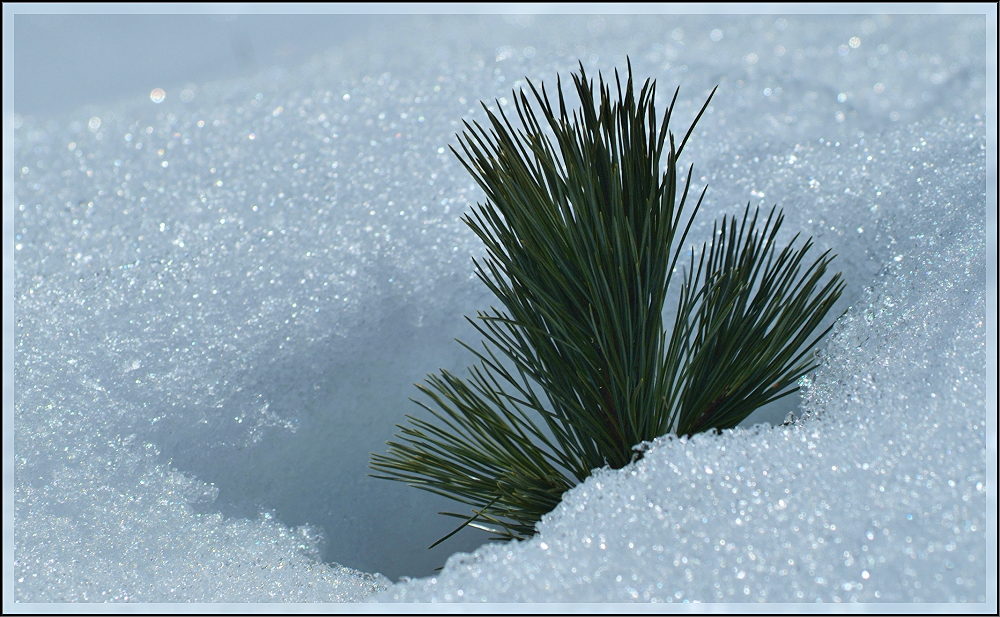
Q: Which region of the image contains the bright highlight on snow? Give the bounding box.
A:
[9,13,993,604]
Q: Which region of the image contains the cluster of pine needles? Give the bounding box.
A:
[371,61,845,548]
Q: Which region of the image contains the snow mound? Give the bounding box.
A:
[8,12,994,603]
[376,118,994,602]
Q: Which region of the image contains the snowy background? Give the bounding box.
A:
[6,7,996,606]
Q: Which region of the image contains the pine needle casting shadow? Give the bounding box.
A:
[371,62,845,547]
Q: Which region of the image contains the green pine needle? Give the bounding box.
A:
[370,60,845,546]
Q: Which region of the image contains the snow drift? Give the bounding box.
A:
[8,12,995,604]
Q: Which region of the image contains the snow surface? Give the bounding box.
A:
[7,12,996,604]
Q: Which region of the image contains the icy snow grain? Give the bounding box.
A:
[9,13,994,603]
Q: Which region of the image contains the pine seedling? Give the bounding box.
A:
[371,61,845,547]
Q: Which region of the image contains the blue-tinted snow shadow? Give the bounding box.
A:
[155,289,494,581]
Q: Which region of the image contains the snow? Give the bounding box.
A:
[376,119,995,603]
[7,11,995,605]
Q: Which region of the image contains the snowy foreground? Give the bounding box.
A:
[9,13,995,604]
